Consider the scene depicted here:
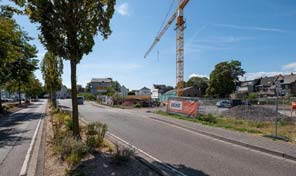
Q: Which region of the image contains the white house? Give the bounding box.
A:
[151,85,173,100]
[120,85,129,97]
[56,85,70,98]
[135,87,151,96]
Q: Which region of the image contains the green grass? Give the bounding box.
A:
[155,111,296,143]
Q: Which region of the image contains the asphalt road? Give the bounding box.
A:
[0,100,46,176]
[59,99,296,176]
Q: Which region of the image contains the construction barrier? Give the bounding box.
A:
[167,97,199,117]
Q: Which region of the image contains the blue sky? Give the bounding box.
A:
[1,0,296,90]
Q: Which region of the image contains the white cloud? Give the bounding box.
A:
[282,62,296,71]
[116,2,129,16]
[189,74,209,79]
[79,63,142,70]
[215,24,287,33]
[240,72,285,81]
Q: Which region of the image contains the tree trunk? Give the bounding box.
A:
[70,59,80,138]
[18,81,21,105]
[0,87,2,113]
[52,90,57,108]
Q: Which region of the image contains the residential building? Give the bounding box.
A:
[281,73,296,96]
[237,79,260,93]
[90,78,112,95]
[159,86,201,103]
[151,84,173,100]
[56,85,70,98]
[120,85,129,97]
[236,73,296,97]
[182,86,202,97]
[135,87,151,96]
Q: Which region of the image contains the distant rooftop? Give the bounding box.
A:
[140,87,150,91]
[91,78,112,83]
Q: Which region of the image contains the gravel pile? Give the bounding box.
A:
[222,105,294,122]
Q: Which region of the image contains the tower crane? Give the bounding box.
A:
[144,0,190,96]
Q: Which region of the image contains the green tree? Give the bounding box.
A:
[0,17,14,111]
[23,75,43,98]
[186,77,209,96]
[9,38,38,104]
[13,0,116,137]
[206,60,245,98]
[111,81,121,92]
[0,13,22,111]
[41,52,63,108]
[85,82,92,93]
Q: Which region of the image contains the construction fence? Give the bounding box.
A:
[197,97,296,122]
[166,97,296,121]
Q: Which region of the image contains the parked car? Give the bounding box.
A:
[77,96,84,105]
[216,100,232,108]
[1,98,9,102]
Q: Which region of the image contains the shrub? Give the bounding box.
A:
[59,136,89,162]
[198,114,217,124]
[134,103,142,108]
[111,144,135,165]
[85,122,107,149]
[65,116,73,131]
[78,93,96,101]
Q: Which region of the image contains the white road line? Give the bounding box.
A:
[19,117,42,176]
[107,132,188,176]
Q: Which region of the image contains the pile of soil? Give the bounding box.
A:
[222,105,294,122]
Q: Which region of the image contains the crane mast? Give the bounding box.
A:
[144,0,189,97]
[176,1,185,96]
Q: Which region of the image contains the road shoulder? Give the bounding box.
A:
[148,112,296,162]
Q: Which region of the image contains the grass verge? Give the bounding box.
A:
[155,111,296,143]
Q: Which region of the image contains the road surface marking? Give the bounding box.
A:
[19,117,43,176]
[108,132,188,176]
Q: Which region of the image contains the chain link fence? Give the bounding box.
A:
[198,98,296,122]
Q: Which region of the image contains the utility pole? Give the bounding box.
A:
[274,80,281,138]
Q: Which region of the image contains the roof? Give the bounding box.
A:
[153,84,166,89]
[140,87,150,91]
[257,76,275,87]
[91,78,112,83]
[163,86,195,94]
[283,74,296,84]
[153,84,174,93]
[164,89,176,95]
[239,79,260,87]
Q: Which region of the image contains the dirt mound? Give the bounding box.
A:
[222,105,294,122]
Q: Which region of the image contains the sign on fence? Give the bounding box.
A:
[167,97,199,117]
[292,102,296,110]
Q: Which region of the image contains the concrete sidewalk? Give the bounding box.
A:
[147,112,296,162]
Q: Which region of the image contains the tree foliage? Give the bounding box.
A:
[0,8,37,107]
[41,51,63,107]
[186,77,209,96]
[12,0,116,137]
[206,60,245,98]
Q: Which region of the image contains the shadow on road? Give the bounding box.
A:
[0,128,31,148]
[0,103,43,148]
[171,163,209,176]
[151,161,209,176]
